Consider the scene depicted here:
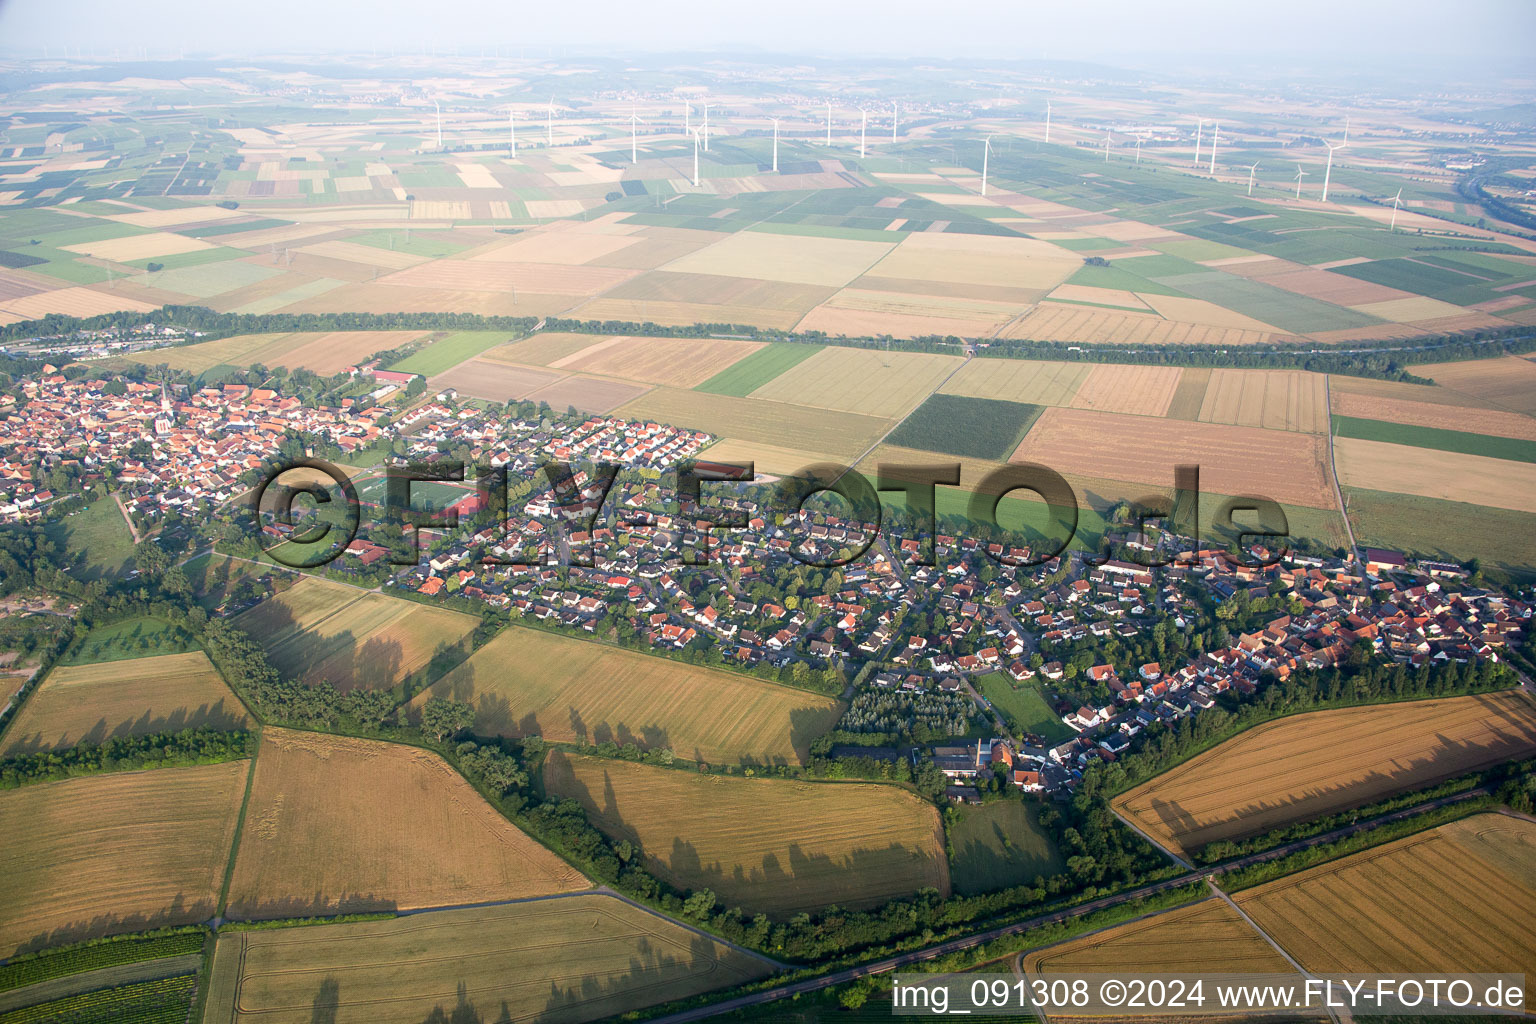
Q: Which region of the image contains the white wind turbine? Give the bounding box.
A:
[1135,137,1143,163]
[859,108,867,158]
[1103,130,1111,163]
[434,100,443,149]
[546,97,554,148]
[690,127,701,187]
[1208,122,1219,173]
[770,117,780,172]
[891,101,898,142]
[702,103,710,152]
[825,101,832,146]
[1247,161,1260,196]
[981,134,994,196]
[1044,99,1051,142]
[684,100,691,134]
[508,108,516,158]
[1193,117,1204,165]
[628,108,644,164]
[1389,187,1403,230]
[1321,141,1341,202]
[1294,163,1308,199]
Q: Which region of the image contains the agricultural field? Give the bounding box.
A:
[128,331,429,375]
[747,347,963,418]
[1196,369,1329,433]
[939,359,1091,406]
[1420,354,1536,416]
[1113,692,1536,859]
[1334,437,1536,513]
[1165,366,1212,420]
[479,331,605,367]
[524,373,653,414]
[1022,898,1294,977]
[418,626,843,765]
[1236,814,1536,975]
[542,752,949,915]
[663,230,894,286]
[179,552,295,613]
[63,615,196,664]
[233,577,478,692]
[694,342,824,396]
[884,394,1043,461]
[225,729,587,919]
[1344,487,1536,576]
[977,673,1073,743]
[997,305,1284,347]
[427,357,568,402]
[1332,416,1536,463]
[0,651,246,757]
[1014,407,1337,511]
[0,761,248,956]
[203,894,775,1024]
[947,800,1064,896]
[1330,390,1536,442]
[554,335,765,388]
[384,331,516,376]
[618,388,894,462]
[41,499,136,582]
[1067,363,1184,417]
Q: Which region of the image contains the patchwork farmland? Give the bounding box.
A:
[1113,692,1536,859]
[418,627,842,764]
[0,650,246,756]
[225,729,587,919]
[234,577,479,692]
[543,751,949,915]
[1236,814,1536,975]
[1022,898,1295,977]
[204,894,774,1024]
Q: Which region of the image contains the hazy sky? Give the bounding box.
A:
[1,0,1533,68]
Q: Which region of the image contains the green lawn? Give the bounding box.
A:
[978,673,1072,743]
[1333,416,1536,464]
[65,615,198,665]
[386,331,518,376]
[948,799,1065,895]
[43,499,137,582]
[695,343,824,396]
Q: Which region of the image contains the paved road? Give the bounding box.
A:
[1323,374,1361,566]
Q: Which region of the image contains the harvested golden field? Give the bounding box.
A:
[1335,437,1536,513]
[998,304,1283,346]
[234,577,479,692]
[748,347,964,417]
[203,894,773,1024]
[225,729,586,919]
[1023,898,1293,977]
[940,359,1091,406]
[378,259,637,296]
[1014,407,1336,510]
[1,285,157,320]
[1196,369,1329,433]
[1328,372,1493,410]
[586,225,724,270]
[557,335,764,387]
[1242,263,1410,306]
[281,281,570,317]
[62,231,213,261]
[417,627,842,765]
[617,387,894,461]
[1138,294,1286,333]
[429,358,567,401]
[296,239,426,270]
[1166,367,1212,420]
[1114,692,1536,859]
[1068,363,1183,417]
[1237,814,1536,976]
[0,761,247,955]
[524,374,653,414]
[700,437,854,476]
[544,752,949,915]
[130,330,427,375]
[1421,355,1536,416]
[663,230,894,286]
[0,651,246,756]
[1331,391,1536,441]
[576,296,811,331]
[471,226,643,265]
[794,299,1017,340]
[481,331,605,366]
[864,232,1079,291]
[591,270,835,310]
[1351,295,1469,323]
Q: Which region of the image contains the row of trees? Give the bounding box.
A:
[0,728,253,788]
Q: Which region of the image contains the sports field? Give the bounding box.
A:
[417,626,842,765]
[234,577,479,691]
[1112,692,1536,859]
[1022,897,1294,978]
[543,752,949,915]
[1236,814,1536,975]
[947,800,1065,895]
[0,761,248,955]
[203,894,774,1024]
[0,651,246,756]
[225,729,587,919]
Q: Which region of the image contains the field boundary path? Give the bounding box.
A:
[1110,807,1194,871]
[1323,374,1361,566]
[112,492,143,544]
[0,953,201,1015]
[1204,878,1349,1024]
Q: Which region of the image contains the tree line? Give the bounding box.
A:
[0,728,253,788]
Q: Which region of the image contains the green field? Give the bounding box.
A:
[349,228,473,258]
[64,616,197,665]
[1333,416,1536,463]
[0,930,205,994]
[354,474,473,509]
[386,331,517,376]
[978,673,1072,743]
[1346,486,1536,577]
[136,259,279,298]
[1154,269,1382,333]
[885,394,1043,461]
[695,343,825,396]
[42,500,136,582]
[1327,258,1506,306]
[0,973,196,1024]
[948,799,1065,895]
